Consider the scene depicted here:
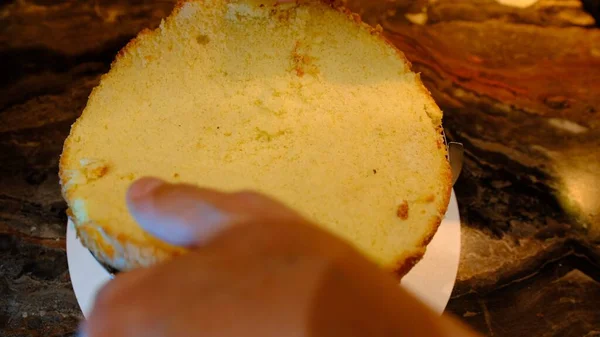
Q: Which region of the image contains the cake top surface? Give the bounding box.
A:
[60,0,451,273]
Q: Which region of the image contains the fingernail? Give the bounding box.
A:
[128,183,235,247]
[128,177,165,200]
[150,198,232,247]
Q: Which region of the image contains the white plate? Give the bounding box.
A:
[67,191,460,317]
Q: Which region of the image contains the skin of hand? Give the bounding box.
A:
[79,178,481,337]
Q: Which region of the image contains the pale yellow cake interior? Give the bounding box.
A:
[61,0,450,270]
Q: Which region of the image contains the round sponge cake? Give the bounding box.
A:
[60,0,452,276]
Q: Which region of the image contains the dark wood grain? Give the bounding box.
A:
[448,255,600,336]
[1,0,599,336]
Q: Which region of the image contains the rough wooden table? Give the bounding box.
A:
[1,0,599,336]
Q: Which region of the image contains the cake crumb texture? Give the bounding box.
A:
[60,0,451,274]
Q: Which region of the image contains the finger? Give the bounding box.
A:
[227,190,302,222]
[127,178,307,248]
[81,267,155,337]
[92,267,154,311]
[127,177,237,247]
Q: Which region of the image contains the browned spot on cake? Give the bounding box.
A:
[196,34,210,45]
[417,194,435,203]
[173,173,180,178]
[100,243,116,260]
[436,139,443,149]
[291,41,319,77]
[81,159,109,181]
[291,41,305,77]
[274,9,291,22]
[115,232,128,242]
[88,165,108,179]
[397,200,409,220]
[120,173,135,181]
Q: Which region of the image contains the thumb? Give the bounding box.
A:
[126,177,237,247]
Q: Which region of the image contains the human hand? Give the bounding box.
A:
[79,177,480,337]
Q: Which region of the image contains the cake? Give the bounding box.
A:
[59,0,452,276]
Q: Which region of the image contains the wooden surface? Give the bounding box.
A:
[1,0,599,336]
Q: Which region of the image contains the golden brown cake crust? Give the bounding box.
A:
[76,221,185,271]
[59,0,453,277]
